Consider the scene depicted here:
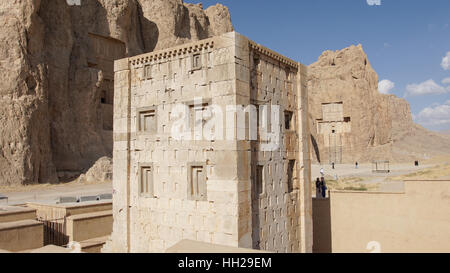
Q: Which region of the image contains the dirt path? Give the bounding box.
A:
[312,163,434,179]
[0,181,112,206]
[312,162,436,192]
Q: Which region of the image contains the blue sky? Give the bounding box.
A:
[188,0,450,132]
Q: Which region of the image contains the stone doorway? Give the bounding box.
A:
[328,132,342,164]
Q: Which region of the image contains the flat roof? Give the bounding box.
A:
[123,31,302,71]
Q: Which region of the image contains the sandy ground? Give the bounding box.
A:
[312,157,450,193]
[312,162,434,179]
[0,181,112,206]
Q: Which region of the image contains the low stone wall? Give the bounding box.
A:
[25,201,112,248]
[0,206,36,223]
[0,202,112,252]
[0,219,43,251]
[79,236,109,253]
[66,210,112,243]
[27,201,112,221]
[313,180,450,253]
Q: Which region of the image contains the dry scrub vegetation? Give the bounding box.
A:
[312,175,379,192]
[389,163,450,181]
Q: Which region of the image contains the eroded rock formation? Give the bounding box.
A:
[308,45,450,163]
[77,156,113,184]
[0,0,233,185]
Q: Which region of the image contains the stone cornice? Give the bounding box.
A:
[129,38,215,67]
[249,40,299,70]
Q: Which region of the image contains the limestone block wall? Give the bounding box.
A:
[297,63,313,253]
[238,37,305,252]
[105,32,312,253]
[127,32,240,252]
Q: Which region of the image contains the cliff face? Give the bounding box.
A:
[0,1,55,185]
[0,0,233,186]
[138,0,233,51]
[308,45,450,163]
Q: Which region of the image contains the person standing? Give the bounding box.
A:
[332,162,335,169]
[320,167,324,177]
[315,177,321,198]
[355,161,359,169]
[320,177,327,198]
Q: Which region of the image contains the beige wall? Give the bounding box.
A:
[27,201,112,221]
[66,211,113,242]
[26,202,112,248]
[0,220,43,252]
[0,207,36,223]
[313,180,450,253]
[82,243,104,253]
[79,236,109,253]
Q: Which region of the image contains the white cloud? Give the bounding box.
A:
[442,52,450,70]
[378,79,395,94]
[415,100,450,127]
[405,79,449,96]
[442,78,450,85]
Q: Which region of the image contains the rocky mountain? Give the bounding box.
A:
[308,45,450,164]
[0,0,233,186]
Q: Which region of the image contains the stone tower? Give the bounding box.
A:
[104,32,312,253]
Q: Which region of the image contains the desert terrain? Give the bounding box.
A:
[312,154,450,195]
